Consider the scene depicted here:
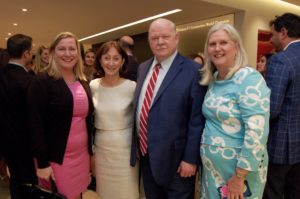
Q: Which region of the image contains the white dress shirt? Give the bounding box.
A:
[136,51,178,131]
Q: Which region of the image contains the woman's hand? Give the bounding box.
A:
[36,166,54,181]
[226,168,248,199]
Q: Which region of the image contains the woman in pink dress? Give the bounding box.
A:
[27,32,94,199]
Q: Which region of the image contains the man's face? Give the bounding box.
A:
[270,25,284,52]
[148,21,179,63]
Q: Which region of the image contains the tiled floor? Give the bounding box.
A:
[0,179,100,199]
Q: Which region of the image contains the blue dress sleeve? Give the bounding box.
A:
[236,71,270,171]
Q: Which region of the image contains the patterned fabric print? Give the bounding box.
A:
[200,67,270,198]
[200,144,268,199]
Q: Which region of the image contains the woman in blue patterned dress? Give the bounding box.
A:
[199,23,270,199]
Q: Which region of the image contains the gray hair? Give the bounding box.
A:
[200,23,248,85]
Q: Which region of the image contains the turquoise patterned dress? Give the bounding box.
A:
[200,67,270,199]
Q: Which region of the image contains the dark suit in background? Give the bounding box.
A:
[0,34,36,199]
[119,35,139,81]
[264,13,300,199]
[125,55,139,81]
[0,63,37,198]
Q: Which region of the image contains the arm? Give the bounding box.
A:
[265,56,291,118]
[178,66,207,177]
[27,75,50,169]
[228,70,270,196]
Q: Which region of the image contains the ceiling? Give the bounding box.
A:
[0,0,241,51]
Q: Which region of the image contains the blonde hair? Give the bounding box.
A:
[200,23,248,85]
[33,45,49,73]
[45,32,86,81]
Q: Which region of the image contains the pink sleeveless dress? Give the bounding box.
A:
[40,81,90,199]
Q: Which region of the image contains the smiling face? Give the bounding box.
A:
[100,47,124,78]
[84,51,95,67]
[54,37,79,72]
[41,48,50,66]
[207,29,238,73]
[148,19,179,63]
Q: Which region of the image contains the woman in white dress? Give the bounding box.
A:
[89,41,139,199]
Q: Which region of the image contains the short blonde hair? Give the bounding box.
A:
[200,23,248,85]
[45,32,86,81]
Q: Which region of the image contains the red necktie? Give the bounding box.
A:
[139,63,160,156]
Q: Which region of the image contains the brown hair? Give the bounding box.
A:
[95,41,128,77]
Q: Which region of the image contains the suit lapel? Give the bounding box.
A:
[152,53,183,106]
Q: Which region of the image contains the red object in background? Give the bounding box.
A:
[0,157,10,185]
[257,30,275,62]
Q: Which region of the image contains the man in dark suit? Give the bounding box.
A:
[119,35,139,81]
[0,34,37,198]
[130,18,206,199]
[263,13,300,199]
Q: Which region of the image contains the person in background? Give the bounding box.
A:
[130,18,206,199]
[199,23,270,199]
[256,53,273,77]
[0,48,9,68]
[83,48,97,191]
[189,53,204,65]
[83,48,97,82]
[263,13,300,199]
[33,45,49,74]
[188,52,205,199]
[27,32,94,199]
[0,48,10,186]
[119,35,139,81]
[26,55,35,75]
[0,34,37,199]
[90,41,139,199]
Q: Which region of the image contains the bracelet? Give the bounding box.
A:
[235,170,246,179]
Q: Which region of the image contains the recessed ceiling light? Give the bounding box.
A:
[13,23,18,26]
[8,33,12,36]
[5,37,8,40]
[79,9,182,42]
[22,8,28,12]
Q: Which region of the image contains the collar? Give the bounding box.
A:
[284,39,300,51]
[153,50,178,71]
[8,61,28,72]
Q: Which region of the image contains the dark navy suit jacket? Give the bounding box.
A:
[266,40,300,164]
[130,53,206,185]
